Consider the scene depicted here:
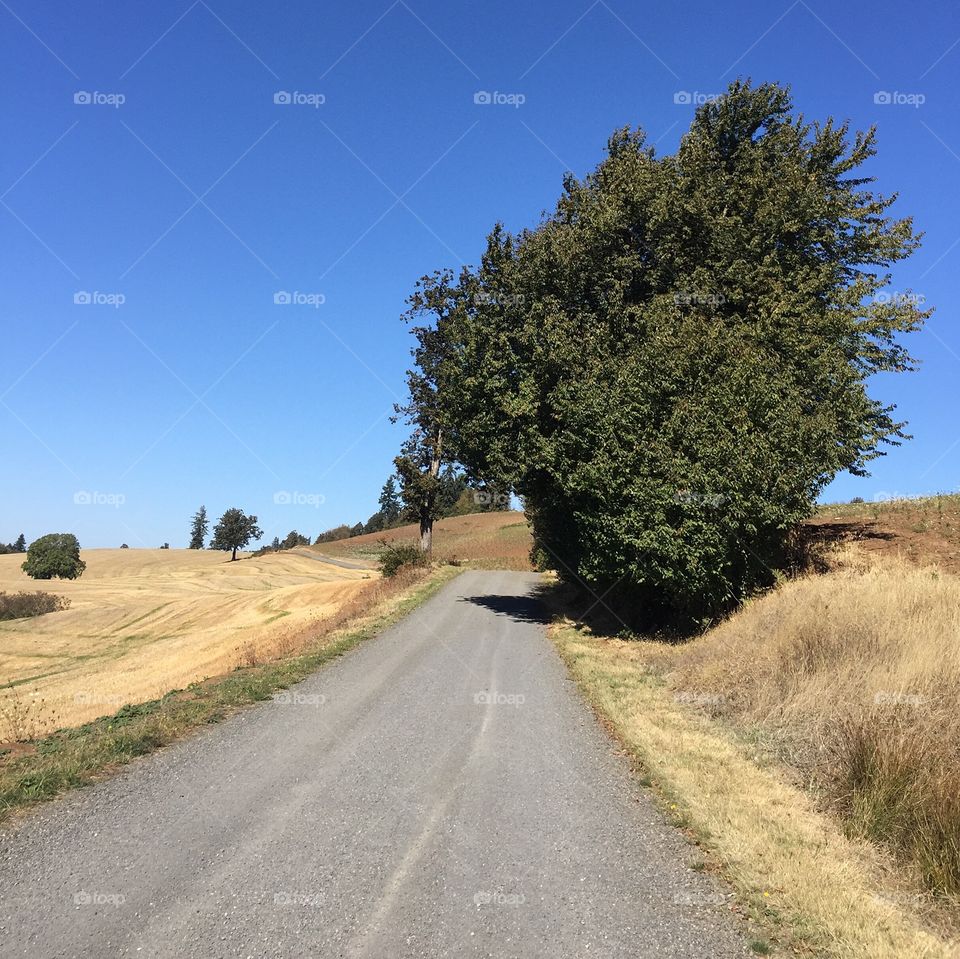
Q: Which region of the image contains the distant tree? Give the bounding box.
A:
[314,524,353,544]
[271,536,281,551]
[393,270,466,555]
[160,543,170,549]
[13,533,26,553]
[349,522,364,538]
[280,530,310,550]
[436,466,468,517]
[21,533,86,580]
[188,506,208,549]
[472,483,511,512]
[120,543,129,549]
[363,511,385,535]
[210,508,263,561]
[378,477,402,526]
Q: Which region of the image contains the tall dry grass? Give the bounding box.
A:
[660,550,960,899]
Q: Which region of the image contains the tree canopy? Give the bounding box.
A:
[402,80,928,627]
[210,508,263,561]
[21,533,86,580]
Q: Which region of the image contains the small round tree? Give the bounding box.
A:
[21,533,86,580]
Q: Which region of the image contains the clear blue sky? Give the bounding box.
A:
[2,0,958,548]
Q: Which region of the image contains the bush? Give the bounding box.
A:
[21,533,85,580]
[379,541,427,578]
[0,591,70,621]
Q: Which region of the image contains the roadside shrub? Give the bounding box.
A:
[0,591,70,621]
[379,541,426,578]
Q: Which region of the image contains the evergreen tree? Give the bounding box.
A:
[378,476,402,526]
[188,506,208,550]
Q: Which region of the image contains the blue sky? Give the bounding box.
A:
[1,0,958,548]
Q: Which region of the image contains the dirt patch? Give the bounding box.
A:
[808,497,960,575]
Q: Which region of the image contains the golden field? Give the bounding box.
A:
[0,548,372,736]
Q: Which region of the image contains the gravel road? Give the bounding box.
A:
[0,570,749,958]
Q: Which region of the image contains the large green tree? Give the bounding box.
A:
[418,80,928,626]
[210,508,263,561]
[21,533,86,580]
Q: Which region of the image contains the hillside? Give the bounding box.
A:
[811,492,960,573]
[313,510,533,570]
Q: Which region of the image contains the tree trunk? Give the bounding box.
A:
[420,428,443,557]
[231,546,237,561]
[420,517,432,555]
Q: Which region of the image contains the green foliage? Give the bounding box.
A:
[21,533,86,580]
[0,533,27,555]
[378,476,402,525]
[379,541,427,578]
[188,505,208,549]
[0,591,70,620]
[315,524,354,544]
[412,80,927,627]
[210,508,263,561]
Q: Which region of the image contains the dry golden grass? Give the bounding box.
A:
[317,510,533,570]
[659,549,960,900]
[0,548,372,735]
[552,619,957,958]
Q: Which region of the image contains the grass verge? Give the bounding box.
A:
[550,615,957,958]
[0,564,461,826]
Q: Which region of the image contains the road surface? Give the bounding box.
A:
[0,571,748,958]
